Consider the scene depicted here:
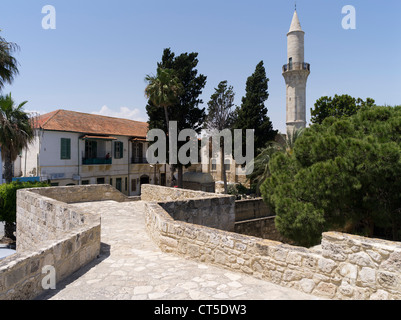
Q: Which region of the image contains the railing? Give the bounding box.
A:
[282,62,310,72]
[131,157,148,164]
[82,158,112,165]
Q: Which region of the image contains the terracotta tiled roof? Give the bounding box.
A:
[34,110,149,138]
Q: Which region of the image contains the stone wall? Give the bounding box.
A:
[142,185,235,232]
[141,184,224,202]
[234,217,289,243]
[235,198,272,222]
[0,186,102,300]
[29,184,136,204]
[144,193,401,300]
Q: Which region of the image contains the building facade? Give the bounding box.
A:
[20,110,170,195]
[283,9,310,135]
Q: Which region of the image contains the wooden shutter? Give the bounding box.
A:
[61,138,71,160]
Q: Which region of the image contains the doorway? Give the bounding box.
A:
[116,178,122,192]
[139,175,150,194]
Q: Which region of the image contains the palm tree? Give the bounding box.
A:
[0,93,34,239]
[144,67,183,186]
[248,127,305,195]
[0,31,19,92]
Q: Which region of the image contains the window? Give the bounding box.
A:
[60,138,71,160]
[132,142,144,163]
[81,180,90,185]
[224,159,231,172]
[97,177,105,184]
[110,178,113,186]
[289,57,293,70]
[131,179,137,192]
[125,177,128,191]
[85,140,97,159]
[116,178,122,192]
[114,141,124,159]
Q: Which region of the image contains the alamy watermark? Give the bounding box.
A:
[342,5,356,30]
[146,122,255,175]
[41,4,357,31]
[42,5,56,30]
[42,265,56,290]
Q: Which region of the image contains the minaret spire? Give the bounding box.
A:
[282,9,310,134]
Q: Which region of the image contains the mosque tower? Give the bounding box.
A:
[282,8,310,134]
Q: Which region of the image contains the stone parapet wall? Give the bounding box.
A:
[16,189,95,252]
[0,224,100,300]
[142,185,235,232]
[141,184,225,202]
[29,184,131,204]
[0,186,102,300]
[234,216,289,243]
[144,193,401,300]
[235,198,272,222]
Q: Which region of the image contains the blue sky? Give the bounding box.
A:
[1,0,400,133]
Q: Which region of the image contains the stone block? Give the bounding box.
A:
[215,250,228,265]
[359,267,376,287]
[377,271,398,289]
[381,251,401,273]
[299,278,315,294]
[318,257,337,274]
[313,282,337,298]
[348,252,375,268]
[339,262,358,281]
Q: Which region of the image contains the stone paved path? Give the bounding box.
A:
[37,201,321,300]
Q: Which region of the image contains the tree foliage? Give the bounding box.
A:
[310,94,375,125]
[146,48,207,187]
[233,61,277,154]
[146,48,207,135]
[248,128,305,196]
[145,67,183,132]
[0,93,34,183]
[0,31,19,92]
[261,105,401,247]
[204,80,236,194]
[205,80,236,132]
[0,181,49,224]
[0,181,49,239]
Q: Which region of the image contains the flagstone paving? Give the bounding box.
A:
[36,200,321,300]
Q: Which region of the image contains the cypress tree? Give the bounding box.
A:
[234,61,277,155]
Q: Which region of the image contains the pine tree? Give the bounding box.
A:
[146,48,207,187]
[234,61,277,155]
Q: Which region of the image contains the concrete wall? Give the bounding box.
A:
[144,188,401,300]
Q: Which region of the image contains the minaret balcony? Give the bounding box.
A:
[282,62,310,73]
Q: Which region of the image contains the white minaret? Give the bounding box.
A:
[283,9,310,135]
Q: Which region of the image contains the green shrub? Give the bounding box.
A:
[0,181,50,223]
[261,105,401,247]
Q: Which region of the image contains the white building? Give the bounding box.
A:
[21,109,170,195]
